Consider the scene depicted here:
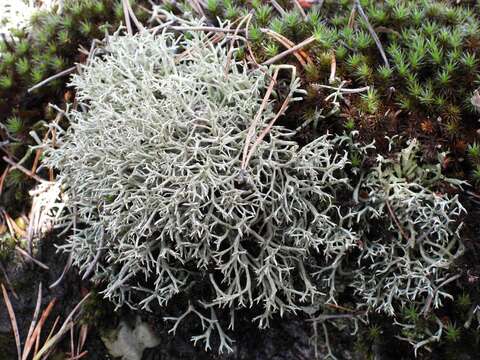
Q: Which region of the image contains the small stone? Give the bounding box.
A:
[102,316,161,360]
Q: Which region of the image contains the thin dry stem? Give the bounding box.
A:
[122,0,133,35]
[292,0,307,19]
[3,156,51,184]
[263,35,315,66]
[1,283,22,360]
[27,66,76,93]
[354,0,390,69]
[262,29,310,67]
[15,246,49,270]
[241,67,280,170]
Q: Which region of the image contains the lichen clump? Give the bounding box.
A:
[46,29,465,352]
[47,30,358,347]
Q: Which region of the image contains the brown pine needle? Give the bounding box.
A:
[27,298,57,357]
[263,35,315,66]
[262,29,311,68]
[385,199,410,242]
[27,66,76,93]
[77,324,89,356]
[69,351,88,360]
[225,14,251,75]
[245,14,259,67]
[244,93,292,168]
[23,283,43,360]
[33,293,91,360]
[1,283,22,360]
[270,0,287,16]
[125,0,145,32]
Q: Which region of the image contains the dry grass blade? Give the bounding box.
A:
[77,324,88,356]
[22,283,43,360]
[1,283,22,360]
[26,298,57,357]
[32,293,91,360]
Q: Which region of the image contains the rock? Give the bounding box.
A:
[102,316,161,360]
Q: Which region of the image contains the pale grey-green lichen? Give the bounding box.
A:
[46,29,359,352]
[353,140,465,315]
[44,27,466,354]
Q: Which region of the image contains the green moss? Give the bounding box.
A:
[15,40,30,56]
[468,142,480,161]
[445,322,461,343]
[5,116,24,134]
[359,87,380,114]
[15,58,30,76]
[0,75,13,89]
[3,52,16,66]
